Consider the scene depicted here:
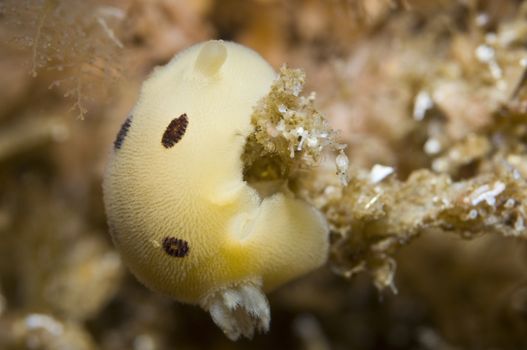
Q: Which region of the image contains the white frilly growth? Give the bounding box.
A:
[202,280,270,341]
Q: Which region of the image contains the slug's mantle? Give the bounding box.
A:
[102,40,329,340]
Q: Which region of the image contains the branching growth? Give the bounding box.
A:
[4,0,125,118]
[243,66,348,191]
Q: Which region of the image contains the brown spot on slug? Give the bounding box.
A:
[162,113,188,148]
[114,115,132,150]
[162,236,189,257]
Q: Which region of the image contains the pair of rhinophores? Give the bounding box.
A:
[103,40,330,340]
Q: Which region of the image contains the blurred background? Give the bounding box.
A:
[1,0,527,349]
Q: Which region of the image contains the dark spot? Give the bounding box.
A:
[162,236,189,257]
[162,113,188,148]
[131,34,145,46]
[114,115,132,150]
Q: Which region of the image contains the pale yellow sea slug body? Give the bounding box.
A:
[103,40,329,340]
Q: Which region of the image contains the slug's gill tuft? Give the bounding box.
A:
[103,40,331,341]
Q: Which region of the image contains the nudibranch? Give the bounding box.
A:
[103,40,329,340]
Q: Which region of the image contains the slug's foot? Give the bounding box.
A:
[202,280,270,341]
